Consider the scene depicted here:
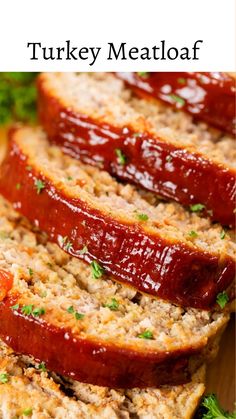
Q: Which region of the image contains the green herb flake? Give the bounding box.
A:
[169,94,185,106]
[34,179,45,194]
[79,245,88,255]
[28,267,33,276]
[21,305,45,317]
[67,176,73,181]
[38,362,47,372]
[138,330,153,340]
[188,230,198,238]
[75,312,84,320]
[67,306,75,314]
[16,183,21,190]
[177,78,186,84]
[137,72,149,78]
[115,148,126,165]
[32,307,45,317]
[104,298,119,311]
[91,261,104,279]
[136,213,149,221]
[0,373,9,384]
[220,230,226,240]
[0,231,9,239]
[216,291,229,309]
[61,236,73,252]
[11,304,20,311]
[190,203,205,213]
[21,305,33,316]
[201,393,235,418]
[22,408,33,417]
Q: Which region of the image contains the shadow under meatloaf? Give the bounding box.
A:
[37,72,236,226]
[0,196,229,388]
[0,126,235,310]
[115,72,236,136]
[0,340,205,419]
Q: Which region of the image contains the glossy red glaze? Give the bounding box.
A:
[0,133,235,310]
[0,270,13,301]
[38,79,236,227]
[116,72,236,135]
[0,296,202,388]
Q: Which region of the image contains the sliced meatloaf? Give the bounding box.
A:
[38,72,236,226]
[0,196,229,387]
[0,340,205,419]
[0,126,235,310]
[116,72,236,135]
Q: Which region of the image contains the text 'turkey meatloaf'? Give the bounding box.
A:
[0,196,229,388]
[0,126,235,310]
[0,340,206,419]
[38,72,236,226]
[116,72,236,135]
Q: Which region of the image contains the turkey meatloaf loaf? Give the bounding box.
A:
[0,340,206,419]
[0,196,229,388]
[0,126,235,310]
[38,72,236,226]
[116,72,236,135]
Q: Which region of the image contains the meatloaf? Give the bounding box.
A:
[0,126,235,310]
[38,72,236,226]
[0,195,229,388]
[116,72,236,135]
[0,340,206,419]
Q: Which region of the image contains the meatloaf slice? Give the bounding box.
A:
[38,72,236,226]
[116,72,236,135]
[0,126,235,310]
[0,340,205,419]
[0,196,228,388]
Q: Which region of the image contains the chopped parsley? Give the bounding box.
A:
[22,408,33,416]
[190,203,205,213]
[34,179,45,194]
[16,183,21,190]
[67,176,73,181]
[104,298,119,311]
[38,362,47,372]
[91,261,104,279]
[220,230,226,240]
[137,72,149,78]
[115,148,126,165]
[32,307,46,317]
[79,245,88,255]
[216,291,229,309]
[21,304,34,316]
[16,304,45,317]
[169,94,185,106]
[61,236,73,252]
[201,393,235,418]
[28,267,33,276]
[138,330,153,340]
[0,231,9,239]
[0,373,9,384]
[177,78,186,84]
[188,230,198,238]
[136,213,149,221]
[0,72,38,125]
[11,303,20,311]
[67,306,84,320]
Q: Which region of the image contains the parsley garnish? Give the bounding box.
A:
[79,245,88,255]
[137,72,149,78]
[20,304,45,317]
[138,330,153,339]
[136,213,149,221]
[28,267,33,276]
[115,148,126,165]
[190,203,205,213]
[188,230,198,238]
[0,373,8,384]
[0,73,38,125]
[11,304,20,311]
[38,362,47,372]
[22,408,33,416]
[220,230,226,240]
[67,176,73,181]
[91,261,104,279]
[177,78,186,84]
[216,291,229,309]
[61,236,73,251]
[67,306,84,320]
[32,307,45,317]
[169,94,185,106]
[104,298,119,311]
[16,183,21,190]
[34,179,45,194]
[21,305,34,316]
[0,231,9,239]
[201,393,235,418]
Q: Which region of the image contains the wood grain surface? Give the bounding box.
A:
[0,127,235,413]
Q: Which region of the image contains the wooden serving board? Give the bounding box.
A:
[0,127,235,412]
